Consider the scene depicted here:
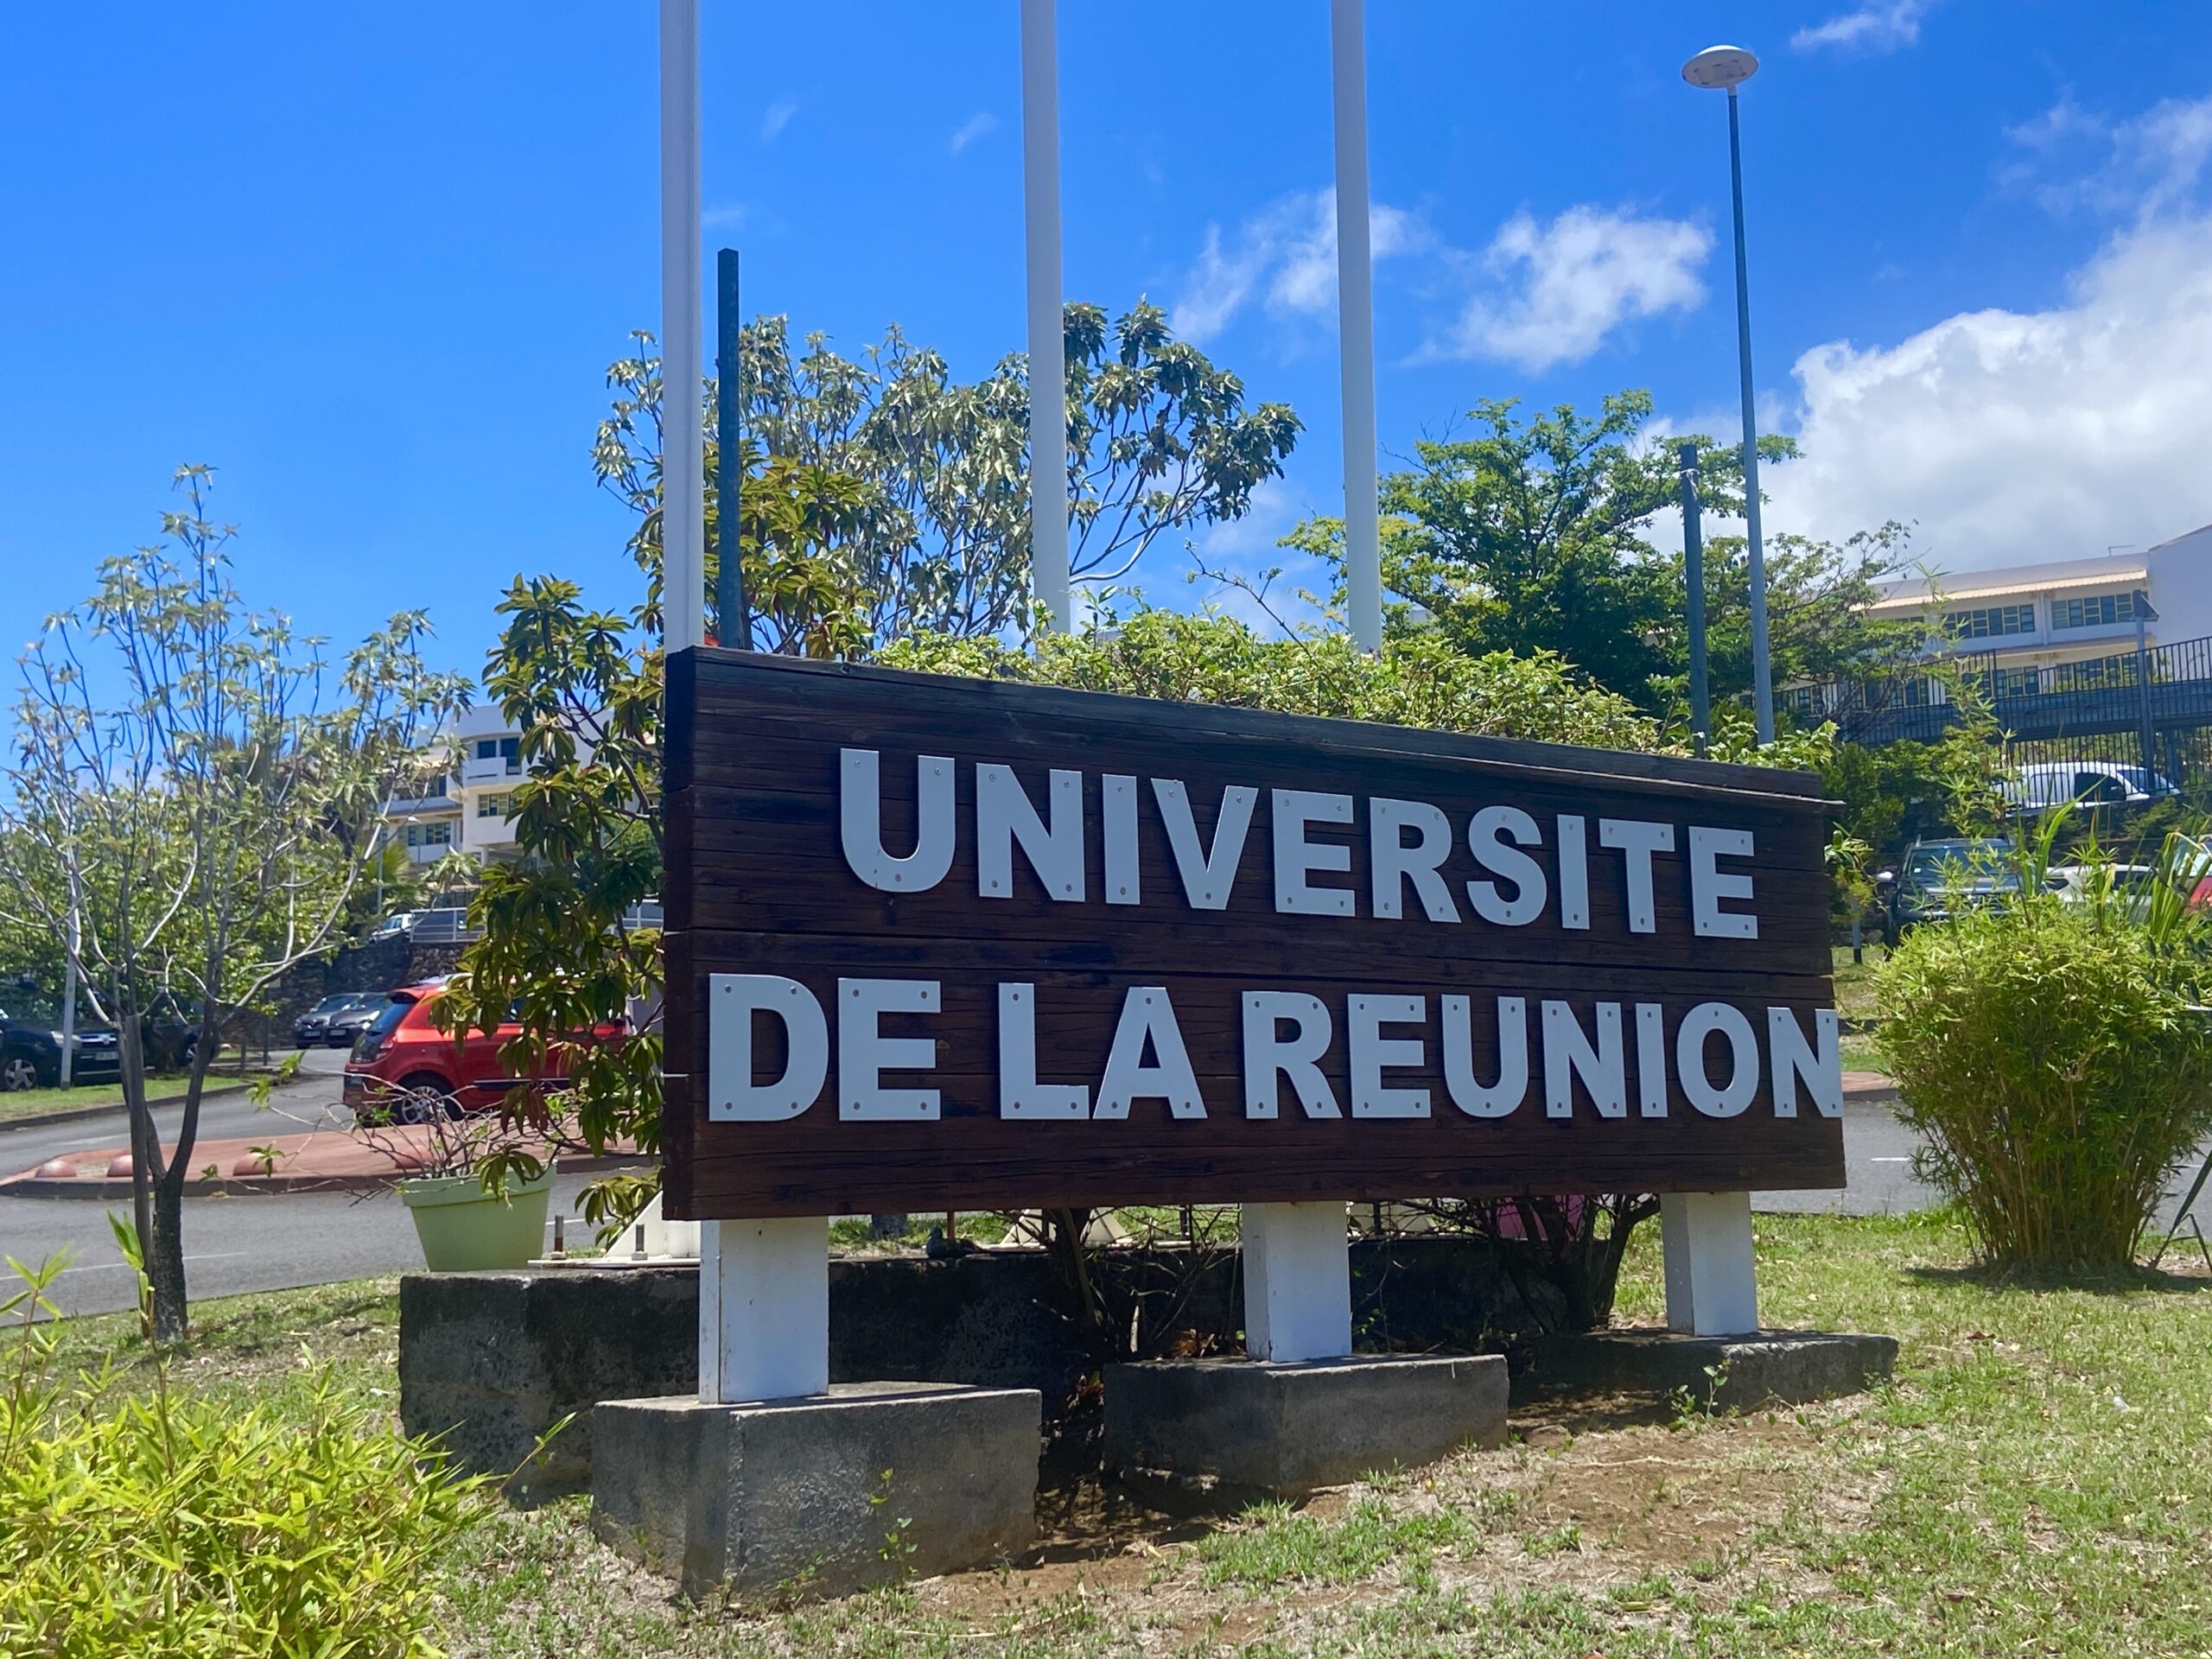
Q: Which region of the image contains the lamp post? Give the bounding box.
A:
[1020,0,1071,636]
[1683,43,1774,746]
[1332,0,1382,654]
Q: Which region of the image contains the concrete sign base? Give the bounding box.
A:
[1515,1328,1898,1411]
[590,1382,1041,1597]
[1103,1353,1507,1512]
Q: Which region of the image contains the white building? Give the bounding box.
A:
[380,707,527,868]
[1864,523,2212,686]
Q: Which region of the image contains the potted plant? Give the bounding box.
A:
[354,1088,556,1271]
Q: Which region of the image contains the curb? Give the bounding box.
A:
[0,1153,649,1202]
[0,1074,285,1135]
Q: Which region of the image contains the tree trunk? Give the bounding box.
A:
[147,1180,189,1346]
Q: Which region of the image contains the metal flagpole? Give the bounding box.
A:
[1020,0,1071,636]
[1678,440,1712,759]
[661,0,705,653]
[1725,86,1773,746]
[715,248,747,649]
[1331,0,1382,654]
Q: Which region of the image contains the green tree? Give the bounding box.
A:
[0,468,469,1343]
[594,301,1302,646]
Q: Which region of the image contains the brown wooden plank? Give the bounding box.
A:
[660,647,1845,1219]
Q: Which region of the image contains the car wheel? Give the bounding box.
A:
[393,1073,457,1125]
[0,1053,39,1092]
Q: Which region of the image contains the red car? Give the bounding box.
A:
[343,980,623,1123]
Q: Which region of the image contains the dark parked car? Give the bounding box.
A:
[1876,836,2019,947]
[293,992,383,1048]
[0,997,121,1091]
[321,993,388,1050]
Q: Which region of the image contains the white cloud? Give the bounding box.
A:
[948,111,999,156]
[1764,214,2212,569]
[1791,0,1936,54]
[1759,89,2212,569]
[1169,188,1425,346]
[1433,208,1711,373]
[760,97,798,143]
[703,203,749,231]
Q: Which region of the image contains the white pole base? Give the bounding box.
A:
[697,1216,830,1404]
[1661,1192,1760,1337]
[1243,1201,1353,1362]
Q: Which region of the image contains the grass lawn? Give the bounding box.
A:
[0,1057,280,1123]
[29,1210,2212,1656]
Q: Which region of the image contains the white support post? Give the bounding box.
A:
[697,1217,831,1403]
[660,0,832,1403]
[1020,0,1072,636]
[1243,1202,1353,1362]
[1661,1192,1760,1337]
[1330,0,1382,655]
[658,0,705,654]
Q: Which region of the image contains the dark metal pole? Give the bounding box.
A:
[1678,440,1712,759]
[714,248,748,649]
[1726,86,1774,746]
[2134,597,2156,779]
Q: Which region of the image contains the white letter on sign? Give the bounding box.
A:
[1688,826,1758,938]
[1767,1006,1843,1118]
[841,749,955,893]
[977,763,1085,901]
[1466,805,1548,925]
[708,974,828,1122]
[1096,988,1206,1120]
[1677,1001,1759,1117]
[999,983,1090,1120]
[1152,779,1256,909]
[1441,995,1527,1117]
[837,978,940,1121]
[1370,798,1460,922]
[1242,991,1340,1119]
[1600,819,1675,934]
[1541,1001,1626,1119]
[1350,995,1429,1118]
[1272,789,1355,916]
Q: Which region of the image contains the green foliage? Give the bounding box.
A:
[0,1257,482,1658]
[882,608,1664,752]
[1276,392,1930,724]
[435,575,665,1224]
[596,300,1300,647]
[1874,828,2212,1269]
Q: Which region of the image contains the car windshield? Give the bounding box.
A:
[312,996,353,1014]
[1908,843,2019,888]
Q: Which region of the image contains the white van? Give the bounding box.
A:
[2001,761,2178,814]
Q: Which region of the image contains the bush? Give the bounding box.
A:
[1,1264,483,1658]
[1876,877,2212,1271]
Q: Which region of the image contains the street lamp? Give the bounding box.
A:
[1683,43,1775,746]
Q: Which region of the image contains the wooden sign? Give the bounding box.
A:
[663,648,1845,1220]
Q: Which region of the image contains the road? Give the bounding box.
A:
[0,1049,632,1318]
[5,1065,2209,1320]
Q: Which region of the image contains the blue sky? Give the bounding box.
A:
[4,2,2210,683]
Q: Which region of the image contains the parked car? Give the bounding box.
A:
[322,993,389,1049]
[367,907,479,945]
[342,981,626,1123]
[0,995,120,1091]
[292,992,385,1048]
[2001,761,2179,815]
[2046,862,2161,918]
[1875,836,2020,947]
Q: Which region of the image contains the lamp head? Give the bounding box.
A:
[1683,45,1759,90]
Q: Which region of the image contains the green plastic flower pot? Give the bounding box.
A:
[398,1165,556,1272]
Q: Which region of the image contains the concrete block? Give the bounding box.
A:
[1103,1354,1507,1510]
[590,1382,1041,1598]
[1515,1328,1898,1411]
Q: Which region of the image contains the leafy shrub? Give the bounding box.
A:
[1876,856,2212,1270]
[1,1260,483,1658]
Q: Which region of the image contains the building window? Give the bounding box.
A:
[479,793,509,819]
[2050,591,2139,631]
[1943,603,2037,640]
[473,736,521,774]
[403,821,452,849]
